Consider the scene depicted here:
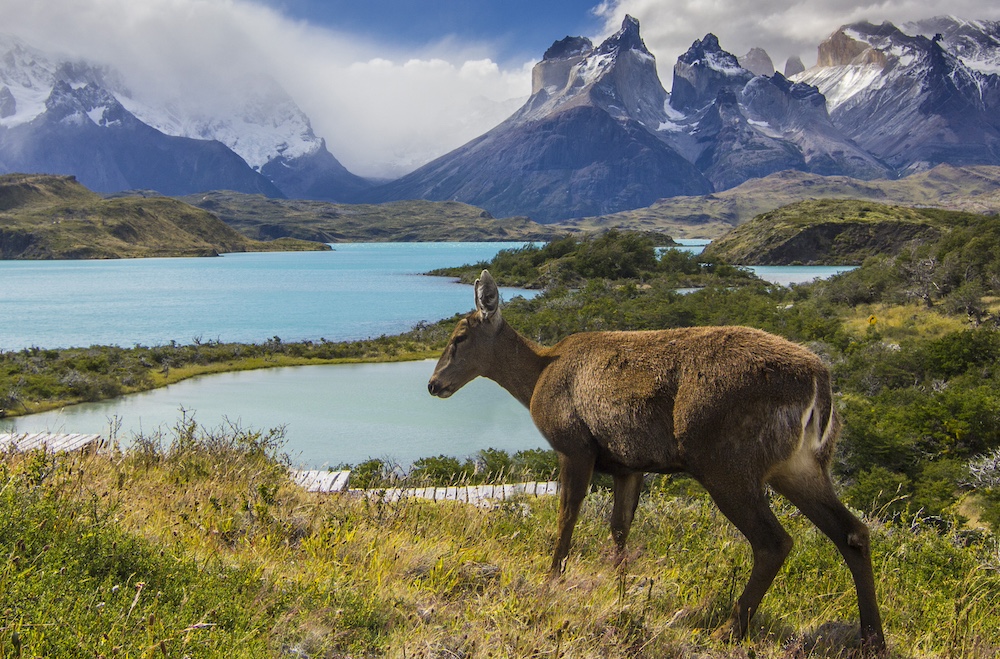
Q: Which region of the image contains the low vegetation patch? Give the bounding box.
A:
[0,331,446,416]
[429,230,754,289]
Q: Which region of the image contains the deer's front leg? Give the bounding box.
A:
[550,451,595,577]
[611,471,644,565]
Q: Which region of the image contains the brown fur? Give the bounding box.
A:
[428,271,885,653]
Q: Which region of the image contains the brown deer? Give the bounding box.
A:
[427,270,885,652]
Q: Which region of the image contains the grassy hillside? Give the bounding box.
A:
[1,433,996,658]
[556,165,1000,239]
[0,174,328,259]
[179,191,558,242]
[700,199,997,265]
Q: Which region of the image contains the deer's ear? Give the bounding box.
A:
[474,270,500,322]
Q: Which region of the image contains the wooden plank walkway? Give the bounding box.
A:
[289,469,560,505]
[375,481,560,505]
[291,469,351,493]
[0,432,102,454]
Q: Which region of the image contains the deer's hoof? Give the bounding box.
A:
[711,620,743,643]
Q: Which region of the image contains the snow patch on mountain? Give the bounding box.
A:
[0,33,324,172]
[906,16,1000,75]
[797,63,886,112]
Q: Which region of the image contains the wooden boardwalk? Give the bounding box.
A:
[0,432,102,454]
[289,468,560,505]
[374,481,560,505]
[291,469,351,493]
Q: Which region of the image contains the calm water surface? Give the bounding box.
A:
[1,241,854,466]
[0,242,534,351]
[4,361,544,468]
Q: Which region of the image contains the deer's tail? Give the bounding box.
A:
[807,370,840,469]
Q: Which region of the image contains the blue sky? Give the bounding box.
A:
[6,0,1000,177]
[266,0,607,66]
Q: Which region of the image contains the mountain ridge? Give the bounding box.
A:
[0,34,370,202]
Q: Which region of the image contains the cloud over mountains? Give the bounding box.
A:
[6,0,1000,178]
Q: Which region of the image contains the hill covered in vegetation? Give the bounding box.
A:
[178,191,557,243]
[0,174,327,258]
[701,199,996,266]
[428,230,753,289]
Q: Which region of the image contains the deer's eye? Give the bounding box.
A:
[453,334,468,345]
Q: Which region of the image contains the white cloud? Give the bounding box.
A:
[595,0,1000,81]
[3,0,533,178]
[6,0,1000,179]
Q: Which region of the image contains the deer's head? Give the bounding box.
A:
[427,270,502,398]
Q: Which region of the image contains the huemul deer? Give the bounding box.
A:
[427,270,885,651]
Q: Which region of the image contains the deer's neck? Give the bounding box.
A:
[485,322,548,408]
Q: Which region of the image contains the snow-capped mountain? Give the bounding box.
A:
[792,19,1000,172]
[906,16,1000,75]
[365,16,712,222]
[0,34,370,200]
[368,17,891,221]
[0,55,283,198]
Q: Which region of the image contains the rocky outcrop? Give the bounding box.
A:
[817,28,887,67]
[739,47,775,76]
[784,56,806,77]
[701,200,946,265]
[0,86,14,119]
[670,34,752,113]
[532,37,593,95]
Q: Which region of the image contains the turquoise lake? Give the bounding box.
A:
[1,242,854,467]
[0,242,536,351]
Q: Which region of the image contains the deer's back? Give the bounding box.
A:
[529,326,831,474]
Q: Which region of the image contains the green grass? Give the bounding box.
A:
[1,425,997,658]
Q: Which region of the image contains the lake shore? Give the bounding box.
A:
[2,334,449,419]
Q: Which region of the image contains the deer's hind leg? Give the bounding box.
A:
[698,471,793,640]
[770,469,886,653]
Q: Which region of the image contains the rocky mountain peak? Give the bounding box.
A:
[739,47,775,76]
[526,14,666,127]
[594,15,649,57]
[784,56,806,77]
[904,17,1000,73]
[543,36,593,61]
[43,80,130,127]
[670,33,752,113]
[796,18,1000,173]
